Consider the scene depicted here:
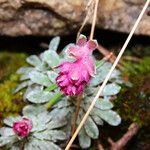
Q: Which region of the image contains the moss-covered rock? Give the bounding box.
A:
[0,52,27,127]
[114,56,150,143]
[0,52,27,81]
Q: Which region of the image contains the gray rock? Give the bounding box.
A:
[0,0,149,36]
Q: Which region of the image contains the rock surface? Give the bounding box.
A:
[0,0,149,36]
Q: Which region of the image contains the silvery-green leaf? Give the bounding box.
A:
[10,145,20,150]
[40,141,61,150]
[95,98,113,110]
[3,116,22,127]
[48,130,66,141]
[91,115,103,125]
[0,136,16,147]
[33,132,52,140]
[36,111,50,124]
[90,62,112,86]
[47,71,58,83]
[23,105,46,116]
[17,67,33,74]
[36,62,49,72]
[20,74,30,80]
[31,116,47,132]
[47,119,67,130]
[101,83,121,96]
[24,139,36,150]
[78,128,91,149]
[43,50,60,68]
[29,71,51,87]
[26,89,53,103]
[84,86,93,96]
[110,69,121,78]
[13,81,33,93]
[49,107,70,120]
[26,55,41,67]
[53,98,71,108]
[49,36,60,51]
[93,108,121,126]
[0,127,14,136]
[84,117,99,139]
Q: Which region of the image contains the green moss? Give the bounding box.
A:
[0,74,26,127]
[0,52,27,82]
[114,56,150,142]
[0,52,27,127]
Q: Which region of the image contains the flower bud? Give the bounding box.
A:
[13,118,32,138]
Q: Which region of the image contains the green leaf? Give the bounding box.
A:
[91,115,103,125]
[0,136,16,147]
[78,128,91,149]
[10,145,20,150]
[49,36,60,51]
[17,67,33,74]
[29,71,51,87]
[47,119,67,130]
[93,108,121,126]
[3,116,21,127]
[47,71,58,83]
[26,90,53,103]
[23,105,47,117]
[36,62,49,71]
[24,139,37,150]
[43,50,60,68]
[101,83,121,96]
[0,127,14,136]
[84,117,99,139]
[48,130,67,141]
[95,99,113,110]
[41,141,61,150]
[13,81,33,93]
[26,55,41,67]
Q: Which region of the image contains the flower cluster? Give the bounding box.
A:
[56,35,98,95]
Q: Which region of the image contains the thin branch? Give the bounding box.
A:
[108,123,139,150]
[97,140,105,150]
[122,56,141,62]
[90,0,99,40]
[97,44,123,69]
[65,1,150,149]
[76,0,93,41]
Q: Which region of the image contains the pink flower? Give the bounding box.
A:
[13,118,32,138]
[56,35,98,95]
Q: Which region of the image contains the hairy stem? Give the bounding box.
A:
[71,94,83,135]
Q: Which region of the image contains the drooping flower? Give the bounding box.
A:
[13,118,32,138]
[56,35,98,95]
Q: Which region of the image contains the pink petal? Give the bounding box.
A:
[70,70,79,81]
[67,46,79,57]
[77,34,87,46]
[87,40,98,51]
